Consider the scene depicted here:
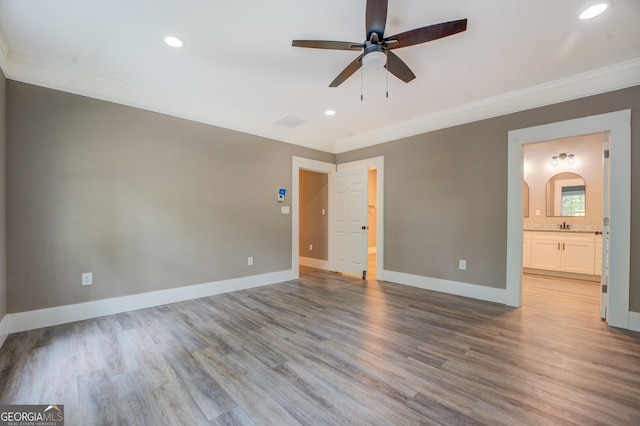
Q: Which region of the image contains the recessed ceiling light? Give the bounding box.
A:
[579,2,610,19]
[324,110,336,116]
[164,36,184,48]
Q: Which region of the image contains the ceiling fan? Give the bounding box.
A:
[292,0,467,87]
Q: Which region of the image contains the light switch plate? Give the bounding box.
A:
[281,206,290,214]
[458,260,467,270]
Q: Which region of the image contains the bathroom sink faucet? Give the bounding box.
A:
[559,221,571,230]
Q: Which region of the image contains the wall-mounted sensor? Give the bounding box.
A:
[278,188,286,202]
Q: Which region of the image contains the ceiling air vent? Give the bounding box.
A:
[273,115,306,129]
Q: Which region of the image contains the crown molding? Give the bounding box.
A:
[3,45,639,155]
[334,58,640,153]
[6,52,335,153]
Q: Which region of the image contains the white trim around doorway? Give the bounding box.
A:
[506,110,631,329]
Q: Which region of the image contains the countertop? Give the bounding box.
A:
[524,224,602,234]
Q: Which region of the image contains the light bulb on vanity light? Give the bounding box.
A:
[550,152,574,166]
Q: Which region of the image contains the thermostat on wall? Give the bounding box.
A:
[277,188,286,202]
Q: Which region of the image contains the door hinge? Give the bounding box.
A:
[603,217,610,226]
[362,270,367,280]
[604,149,610,159]
[602,284,608,293]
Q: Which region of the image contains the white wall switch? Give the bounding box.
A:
[247,256,254,266]
[458,260,467,270]
[321,209,326,216]
[281,206,290,214]
[82,272,93,286]
[309,244,313,251]
[535,209,541,216]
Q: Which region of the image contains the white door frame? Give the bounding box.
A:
[506,110,631,329]
[292,157,336,279]
[337,156,385,281]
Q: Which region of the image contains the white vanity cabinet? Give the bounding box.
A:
[594,234,603,275]
[529,232,596,275]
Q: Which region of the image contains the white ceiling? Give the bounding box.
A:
[1,0,639,153]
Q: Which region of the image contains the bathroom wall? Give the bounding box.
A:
[523,133,604,228]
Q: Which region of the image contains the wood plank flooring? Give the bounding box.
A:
[1,270,639,425]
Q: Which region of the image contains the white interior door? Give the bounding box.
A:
[601,139,611,319]
[333,167,369,278]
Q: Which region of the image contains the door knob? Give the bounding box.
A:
[361,225,368,230]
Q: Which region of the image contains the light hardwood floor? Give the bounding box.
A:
[1,270,639,425]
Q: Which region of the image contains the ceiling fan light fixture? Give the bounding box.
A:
[362,51,387,70]
[579,2,610,20]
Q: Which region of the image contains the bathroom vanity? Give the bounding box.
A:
[523,229,602,278]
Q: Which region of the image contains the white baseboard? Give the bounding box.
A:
[383,270,507,305]
[368,247,377,254]
[3,270,293,335]
[299,256,329,270]
[629,311,640,332]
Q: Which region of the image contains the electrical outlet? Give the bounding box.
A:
[309,244,313,251]
[82,272,93,286]
[458,260,467,270]
[248,256,254,266]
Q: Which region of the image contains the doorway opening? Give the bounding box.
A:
[298,169,330,271]
[506,110,630,329]
[292,156,384,281]
[367,168,378,280]
[521,133,607,316]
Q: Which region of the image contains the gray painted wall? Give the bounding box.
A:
[6,81,334,313]
[0,69,5,321]
[299,170,328,261]
[337,85,640,312]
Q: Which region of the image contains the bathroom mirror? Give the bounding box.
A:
[546,172,586,217]
[523,181,529,218]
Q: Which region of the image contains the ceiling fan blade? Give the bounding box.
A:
[292,40,364,51]
[385,51,416,83]
[329,54,364,87]
[366,0,388,41]
[385,19,467,49]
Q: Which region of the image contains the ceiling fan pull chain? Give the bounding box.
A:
[386,67,389,99]
[361,68,364,101]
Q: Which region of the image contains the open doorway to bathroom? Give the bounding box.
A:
[521,132,606,316]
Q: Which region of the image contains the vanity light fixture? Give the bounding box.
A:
[324,109,336,116]
[551,153,575,166]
